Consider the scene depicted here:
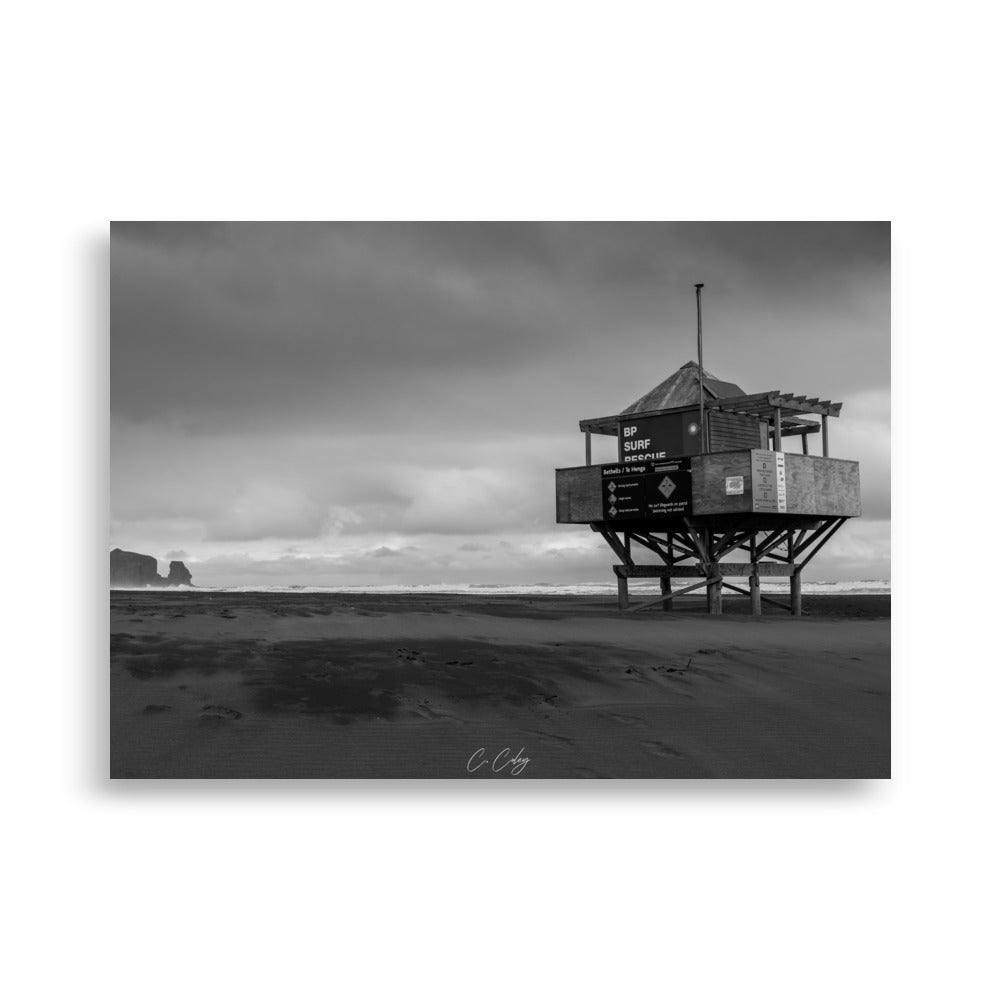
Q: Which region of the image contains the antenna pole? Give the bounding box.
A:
[695,283,705,453]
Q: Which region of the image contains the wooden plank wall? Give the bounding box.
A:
[555,466,603,523]
[804,455,863,516]
[693,452,861,517]
[691,451,754,516]
[555,453,861,523]
[709,411,762,451]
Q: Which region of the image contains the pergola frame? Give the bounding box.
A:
[578,390,842,463]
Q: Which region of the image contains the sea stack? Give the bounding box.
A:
[110,548,194,588]
[166,560,193,586]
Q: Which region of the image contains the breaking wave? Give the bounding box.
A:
[113,579,890,596]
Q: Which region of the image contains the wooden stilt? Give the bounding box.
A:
[585,430,592,466]
[662,530,673,611]
[749,534,762,616]
[704,530,714,613]
[708,563,723,614]
[788,531,799,616]
[590,516,845,618]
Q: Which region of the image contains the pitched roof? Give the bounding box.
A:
[619,360,745,416]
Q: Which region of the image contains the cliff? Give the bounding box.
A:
[110,548,194,588]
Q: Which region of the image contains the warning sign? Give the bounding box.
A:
[600,459,692,521]
[751,450,787,512]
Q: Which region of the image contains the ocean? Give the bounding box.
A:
[113,579,891,596]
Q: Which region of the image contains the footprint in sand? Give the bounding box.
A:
[141,704,173,714]
[604,712,644,725]
[525,730,574,747]
[200,705,242,721]
[640,740,683,759]
[411,703,459,722]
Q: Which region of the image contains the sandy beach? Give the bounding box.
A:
[110,591,889,778]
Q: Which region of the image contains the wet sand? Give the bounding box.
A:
[110,592,890,778]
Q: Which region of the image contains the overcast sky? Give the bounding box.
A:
[111,222,890,586]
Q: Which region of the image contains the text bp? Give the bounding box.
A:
[622,425,650,454]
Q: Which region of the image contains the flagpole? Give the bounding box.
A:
[695,283,705,453]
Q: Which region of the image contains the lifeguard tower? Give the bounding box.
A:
[554,351,861,616]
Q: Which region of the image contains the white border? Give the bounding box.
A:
[5,3,994,996]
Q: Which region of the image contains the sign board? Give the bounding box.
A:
[750,449,787,512]
[725,475,745,495]
[618,412,702,462]
[600,458,692,521]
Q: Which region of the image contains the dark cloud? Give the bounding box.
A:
[111,222,889,583]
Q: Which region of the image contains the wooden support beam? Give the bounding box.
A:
[791,570,802,616]
[749,571,762,616]
[613,563,794,578]
[802,432,809,455]
[774,406,782,451]
[663,532,673,611]
[723,531,751,555]
[708,566,723,614]
[788,530,799,617]
[630,532,671,564]
[711,523,743,561]
[682,518,712,568]
[714,527,756,562]
[793,520,835,561]
[617,573,629,611]
[721,582,803,614]
[822,414,829,457]
[596,526,633,568]
[798,517,847,570]
[757,528,791,561]
[670,536,700,560]
[585,430,592,466]
[623,577,717,615]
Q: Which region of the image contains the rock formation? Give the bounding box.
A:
[166,560,193,586]
[110,548,194,588]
